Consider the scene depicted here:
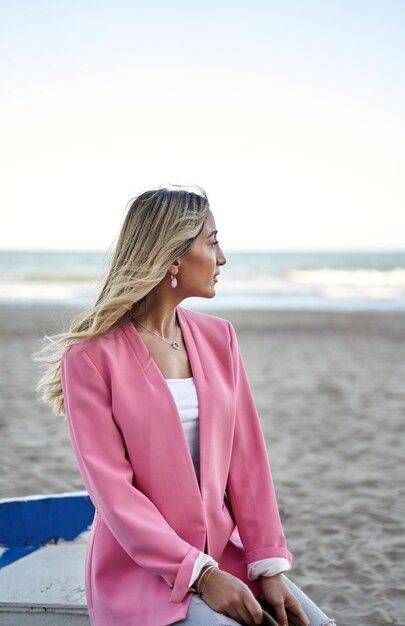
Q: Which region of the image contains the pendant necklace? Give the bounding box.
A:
[137,318,181,350]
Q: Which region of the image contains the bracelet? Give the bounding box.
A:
[196,565,217,594]
[197,565,218,598]
[198,565,218,598]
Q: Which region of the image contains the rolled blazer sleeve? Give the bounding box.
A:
[226,322,293,567]
[61,345,200,604]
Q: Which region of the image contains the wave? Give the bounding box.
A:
[0,280,98,305]
[1,278,405,311]
[287,268,405,288]
[3,267,405,287]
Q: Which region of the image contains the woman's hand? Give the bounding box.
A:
[197,567,264,625]
[259,574,309,626]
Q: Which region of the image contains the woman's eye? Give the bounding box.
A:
[212,240,219,246]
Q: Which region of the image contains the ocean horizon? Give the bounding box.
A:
[1,249,405,312]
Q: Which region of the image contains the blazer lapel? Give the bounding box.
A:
[123,310,206,499]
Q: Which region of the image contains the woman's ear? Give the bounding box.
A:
[168,258,181,276]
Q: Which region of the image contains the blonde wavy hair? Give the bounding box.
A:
[34,185,209,416]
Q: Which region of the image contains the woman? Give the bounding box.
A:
[36,186,335,626]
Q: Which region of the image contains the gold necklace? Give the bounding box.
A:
[137,319,180,350]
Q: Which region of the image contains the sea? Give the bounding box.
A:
[1,249,405,312]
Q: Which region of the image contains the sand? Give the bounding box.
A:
[1,305,404,625]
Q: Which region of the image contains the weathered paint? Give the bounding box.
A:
[0,543,90,624]
[0,545,40,568]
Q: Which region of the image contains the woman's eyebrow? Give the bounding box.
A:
[207,230,218,238]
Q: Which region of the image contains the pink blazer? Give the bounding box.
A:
[61,307,292,626]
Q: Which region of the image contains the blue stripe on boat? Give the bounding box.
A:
[0,492,95,547]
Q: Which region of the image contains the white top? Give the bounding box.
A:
[165,377,200,483]
[165,377,291,587]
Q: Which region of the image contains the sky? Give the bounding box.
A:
[1,0,404,252]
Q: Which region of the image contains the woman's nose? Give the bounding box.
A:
[217,246,226,266]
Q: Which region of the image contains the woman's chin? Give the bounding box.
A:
[206,285,217,299]
[191,287,217,300]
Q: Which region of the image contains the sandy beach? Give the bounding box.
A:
[1,305,404,625]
